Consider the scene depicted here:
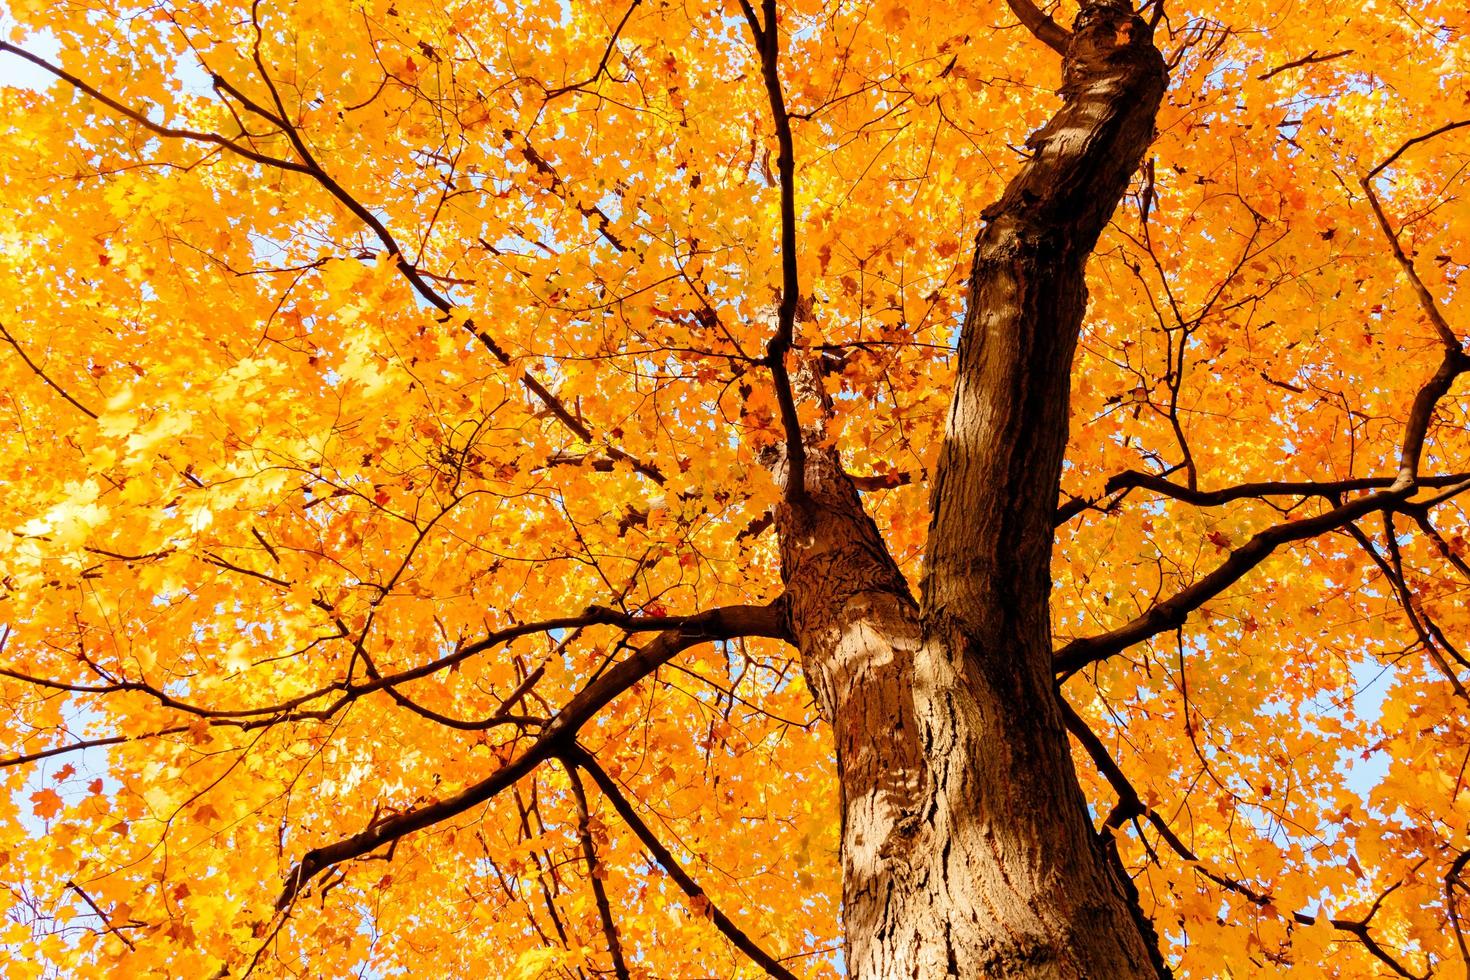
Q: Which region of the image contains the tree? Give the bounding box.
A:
[0,0,1467,973]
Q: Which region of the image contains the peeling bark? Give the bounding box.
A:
[773,3,1170,976]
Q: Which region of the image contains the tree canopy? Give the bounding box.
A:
[1,0,1469,975]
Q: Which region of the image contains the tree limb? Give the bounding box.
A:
[1061,699,1426,980]
[563,759,631,980]
[1054,484,1439,675]
[4,37,667,487]
[1257,48,1352,80]
[568,744,799,980]
[737,0,807,502]
[1055,470,1470,526]
[276,598,788,908]
[0,42,310,174]
[1359,120,1470,486]
[0,322,99,419]
[1004,0,1072,55]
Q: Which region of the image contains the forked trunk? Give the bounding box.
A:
[773,3,1169,976]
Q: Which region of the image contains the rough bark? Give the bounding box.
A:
[773,3,1169,976]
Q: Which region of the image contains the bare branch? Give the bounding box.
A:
[1056,470,1470,526]
[1366,120,1470,183]
[563,759,631,980]
[544,0,642,100]
[65,880,138,951]
[276,598,788,908]
[0,733,136,769]
[739,0,807,502]
[1057,185,1470,676]
[0,43,309,174]
[1062,700,1426,980]
[1346,518,1468,694]
[0,322,99,419]
[1360,120,1470,486]
[1257,48,1352,80]
[1447,848,1470,969]
[568,744,799,980]
[1055,484,1436,674]
[7,35,666,488]
[1055,120,1470,672]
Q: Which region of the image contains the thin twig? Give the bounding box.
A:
[0,322,98,418]
[1257,49,1352,80]
[65,880,138,950]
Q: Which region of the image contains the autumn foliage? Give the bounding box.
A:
[1,0,1470,975]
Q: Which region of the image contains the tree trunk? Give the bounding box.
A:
[773,3,1169,976]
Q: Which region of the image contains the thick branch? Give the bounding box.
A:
[1058,249,1470,675]
[1360,121,1470,486]
[1,590,736,748]
[276,599,788,908]
[1004,0,1072,55]
[1346,518,1468,693]
[1051,122,1470,681]
[923,0,1167,626]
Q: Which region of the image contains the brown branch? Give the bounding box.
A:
[1052,704,1173,976]
[507,130,630,253]
[921,0,1165,627]
[65,880,138,951]
[850,471,912,492]
[1360,121,1470,486]
[1447,848,1470,969]
[1057,240,1470,675]
[1346,519,1468,693]
[544,0,642,100]
[1055,470,1470,525]
[1404,508,1470,582]
[1389,339,1469,489]
[1055,485,1427,674]
[739,0,807,502]
[10,32,665,489]
[563,759,631,980]
[0,322,98,419]
[1257,49,1352,80]
[376,604,757,693]
[1004,0,1072,55]
[568,745,799,980]
[276,598,788,908]
[1061,700,1425,980]
[1,600,729,745]
[1367,120,1470,183]
[1055,129,1470,672]
[0,733,136,769]
[0,43,308,174]
[511,784,574,950]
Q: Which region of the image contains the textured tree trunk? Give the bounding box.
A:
[773,3,1169,977]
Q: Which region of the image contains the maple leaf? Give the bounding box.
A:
[29,790,64,821]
